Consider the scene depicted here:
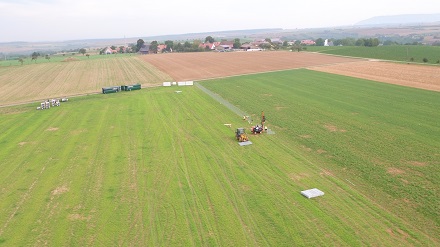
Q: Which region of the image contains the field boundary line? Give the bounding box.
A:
[307,51,440,67]
[195,59,365,82]
[0,84,160,108]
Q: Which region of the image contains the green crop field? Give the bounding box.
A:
[307,45,440,64]
[0,70,439,246]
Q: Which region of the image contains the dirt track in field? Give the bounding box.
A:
[139,51,363,81]
[309,61,440,92]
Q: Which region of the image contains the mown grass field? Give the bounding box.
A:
[0,55,171,106]
[307,45,440,64]
[0,70,438,245]
[202,70,440,241]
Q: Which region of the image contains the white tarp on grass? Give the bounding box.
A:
[238,141,252,146]
[185,81,194,86]
[163,82,171,87]
[301,188,324,199]
[177,81,186,86]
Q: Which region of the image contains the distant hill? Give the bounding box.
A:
[355,14,440,26]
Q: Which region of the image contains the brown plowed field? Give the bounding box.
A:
[139,51,363,81]
[309,61,440,92]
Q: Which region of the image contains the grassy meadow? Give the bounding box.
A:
[0,69,439,245]
[202,69,440,239]
[307,45,440,64]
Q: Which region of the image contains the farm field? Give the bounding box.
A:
[0,70,439,246]
[307,45,440,64]
[201,70,440,243]
[0,55,171,106]
[139,51,363,81]
[0,54,125,67]
[309,61,440,92]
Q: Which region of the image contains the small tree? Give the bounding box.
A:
[183,41,191,48]
[119,46,125,53]
[86,54,90,58]
[205,36,215,43]
[31,52,40,63]
[45,55,50,61]
[315,38,324,46]
[410,57,414,62]
[292,45,304,52]
[233,38,241,49]
[79,48,87,55]
[422,58,428,63]
[18,58,24,65]
[164,40,174,52]
[149,41,158,53]
[259,43,271,50]
[136,39,145,52]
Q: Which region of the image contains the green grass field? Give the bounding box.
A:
[0,70,439,245]
[0,53,134,67]
[307,45,440,64]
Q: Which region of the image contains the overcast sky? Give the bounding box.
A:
[0,0,439,42]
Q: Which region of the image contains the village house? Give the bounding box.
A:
[104,47,117,54]
[199,42,221,50]
[301,40,316,45]
[138,44,150,55]
[157,44,167,53]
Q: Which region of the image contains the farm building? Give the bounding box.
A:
[240,43,261,51]
[139,44,150,55]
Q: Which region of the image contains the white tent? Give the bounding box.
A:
[163,82,171,87]
[301,188,324,199]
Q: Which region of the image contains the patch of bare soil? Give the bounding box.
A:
[275,106,288,111]
[387,167,405,175]
[46,127,59,131]
[309,61,440,92]
[299,134,312,139]
[68,214,91,221]
[140,51,362,81]
[407,161,427,167]
[289,173,309,181]
[324,124,347,132]
[51,185,69,195]
[18,142,27,146]
[62,57,80,62]
[320,169,334,176]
